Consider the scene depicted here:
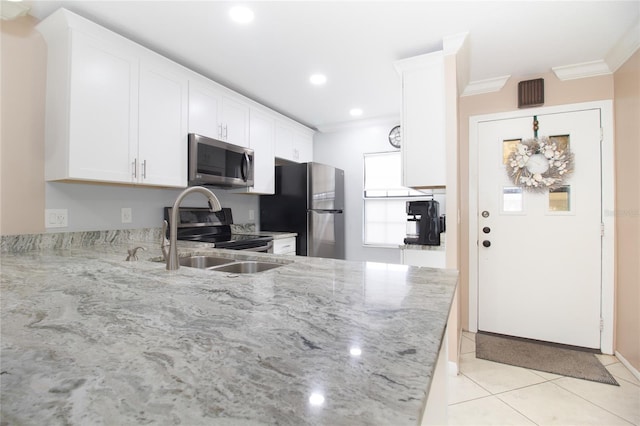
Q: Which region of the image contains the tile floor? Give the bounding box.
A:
[448,332,640,425]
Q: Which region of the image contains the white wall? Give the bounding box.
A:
[314,118,403,263]
[45,182,259,232]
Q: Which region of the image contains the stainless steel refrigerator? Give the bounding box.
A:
[260,162,345,259]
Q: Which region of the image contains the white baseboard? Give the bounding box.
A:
[615,351,640,382]
[448,360,459,377]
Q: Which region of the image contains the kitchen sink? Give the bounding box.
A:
[171,255,286,274]
[208,261,283,274]
[179,255,234,269]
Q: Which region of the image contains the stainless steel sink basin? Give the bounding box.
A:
[173,255,286,274]
[178,255,234,269]
[210,261,283,274]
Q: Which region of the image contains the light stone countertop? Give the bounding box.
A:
[0,235,457,425]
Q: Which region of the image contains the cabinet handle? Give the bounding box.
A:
[224,125,228,139]
[132,158,137,178]
[142,160,147,179]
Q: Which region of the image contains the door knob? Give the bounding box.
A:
[482,240,491,247]
[483,227,491,234]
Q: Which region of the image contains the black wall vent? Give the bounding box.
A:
[518,78,544,108]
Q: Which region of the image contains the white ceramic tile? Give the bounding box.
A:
[448,373,491,405]
[460,335,475,355]
[554,376,640,425]
[596,353,618,366]
[528,368,564,381]
[459,352,547,394]
[608,362,640,385]
[498,381,632,425]
[448,395,536,426]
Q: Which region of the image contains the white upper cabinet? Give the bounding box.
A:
[188,77,249,148]
[187,79,221,140]
[246,108,275,194]
[221,96,250,148]
[38,8,313,190]
[137,53,188,187]
[38,8,187,187]
[394,51,446,189]
[40,17,139,184]
[275,121,313,163]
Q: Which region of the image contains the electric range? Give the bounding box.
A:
[164,207,273,252]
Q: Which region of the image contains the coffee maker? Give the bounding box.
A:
[404,200,444,246]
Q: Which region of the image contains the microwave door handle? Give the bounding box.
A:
[241,153,250,182]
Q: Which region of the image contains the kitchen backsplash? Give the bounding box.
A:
[1,224,255,254]
[45,182,259,233]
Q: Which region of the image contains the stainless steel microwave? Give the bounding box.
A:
[188,133,254,188]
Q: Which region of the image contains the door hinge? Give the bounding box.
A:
[600,127,604,142]
[600,318,604,331]
[601,223,605,237]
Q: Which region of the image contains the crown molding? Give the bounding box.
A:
[552,60,612,81]
[443,32,469,56]
[606,20,640,72]
[1,1,31,20]
[461,75,511,97]
[553,21,639,81]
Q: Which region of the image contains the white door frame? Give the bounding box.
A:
[468,100,615,354]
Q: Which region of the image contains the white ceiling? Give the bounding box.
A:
[24,1,640,131]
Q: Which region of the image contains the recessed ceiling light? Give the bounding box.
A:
[309,74,327,85]
[229,6,254,24]
[349,108,363,117]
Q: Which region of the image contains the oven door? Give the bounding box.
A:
[237,240,274,253]
[215,239,273,252]
[188,133,254,188]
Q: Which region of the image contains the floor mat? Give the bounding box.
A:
[476,331,619,386]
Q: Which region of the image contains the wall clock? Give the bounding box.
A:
[388,125,401,148]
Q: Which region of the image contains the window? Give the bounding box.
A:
[363,152,440,246]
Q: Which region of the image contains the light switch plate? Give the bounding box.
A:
[45,209,68,228]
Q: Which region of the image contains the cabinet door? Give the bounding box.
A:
[292,130,313,163]
[138,54,188,187]
[275,122,294,160]
[248,109,275,194]
[401,249,445,268]
[273,237,296,255]
[397,52,446,188]
[188,80,221,139]
[68,31,138,183]
[221,96,250,147]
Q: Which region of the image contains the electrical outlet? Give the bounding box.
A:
[248,209,255,221]
[45,209,68,228]
[121,208,132,224]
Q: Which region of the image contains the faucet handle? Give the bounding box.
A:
[161,220,170,261]
[126,246,146,261]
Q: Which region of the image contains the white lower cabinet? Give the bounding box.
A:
[420,330,448,425]
[401,248,446,268]
[273,237,296,255]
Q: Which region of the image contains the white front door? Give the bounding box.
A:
[477,109,602,349]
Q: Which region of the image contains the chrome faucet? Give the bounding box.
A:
[163,186,222,270]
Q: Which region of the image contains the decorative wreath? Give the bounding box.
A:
[506,136,574,192]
